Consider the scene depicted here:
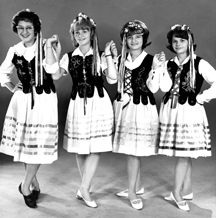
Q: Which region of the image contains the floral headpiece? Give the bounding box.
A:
[124,21,146,36]
[73,12,96,27]
[170,24,190,31]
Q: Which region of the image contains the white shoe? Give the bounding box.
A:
[182,192,193,200]
[166,192,190,211]
[164,192,193,201]
[76,190,97,208]
[116,187,144,197]
[130,198,143,210]
[76,190,83,200]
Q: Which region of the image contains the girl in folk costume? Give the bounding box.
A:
[105,20,165,210]
[45,13,114,208]
[158,24,216,211]
[0,9,58,208]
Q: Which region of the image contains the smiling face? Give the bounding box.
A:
[126,33,143,52]
[172,36,189,55]
[74,26,91,48]
[17,20,35,47]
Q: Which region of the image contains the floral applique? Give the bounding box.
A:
[71,56,82,69]
[13,56,26,76]
[182,70,195,92]
[17,59,24,67]
[70,56,83,77]
[85,55,93,67]
[135,66,148,92]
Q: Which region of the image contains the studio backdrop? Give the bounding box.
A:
[0,0,216,151]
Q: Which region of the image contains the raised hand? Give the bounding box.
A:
[46,34,58,45]
[105,40,117,57]
[110,41,118,58]
[152,51,166,69]
[46,35,61,60]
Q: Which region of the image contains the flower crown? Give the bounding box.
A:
[124,21,146,35]
[73,12,96,27]
[171,24,190,31]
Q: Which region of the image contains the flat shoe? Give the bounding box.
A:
[182,192,193,200]
[164,192,193,201]
[76,190,83,200]
[116,187,144,197]
[18,183,37,208]
[167,192,190,211]
[130,198,143,210]
[76,190,97,208]
[32,189,41,200]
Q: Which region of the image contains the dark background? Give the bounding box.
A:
[0,0,216,153]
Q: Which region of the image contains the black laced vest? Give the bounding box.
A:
[163,56,203,106]
[11,48,56,108]
[67,52,104,100]
[116,54,156,105]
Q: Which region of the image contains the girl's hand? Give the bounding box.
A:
[46,35,60,49]
[105,41,112,56]
[110,41,118,58]
[105,40,117,57]
[46,35,61,60]
[46,34,58,44]
[12,82,22,93]
[153,51,166,69]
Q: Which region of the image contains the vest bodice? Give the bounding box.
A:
[12,53,56,109]
[116,54,156,105]
[163,56,203,106]
[67,52,104,100]
[12,54,56,95]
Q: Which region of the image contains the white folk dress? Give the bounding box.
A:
[60,48,114,154]
[158,55,216,158]
[113,51,159,156]
[0,42,58,164]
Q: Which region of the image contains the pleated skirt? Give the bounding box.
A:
[0,89,58,164]
[113,94,159,156]
[63,88,114,154]
[158,99,211,158]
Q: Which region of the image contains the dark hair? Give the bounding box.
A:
[120,20,151,50]
[166,26,196,53]
[11,9,41,35]
[69,15,96,47]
